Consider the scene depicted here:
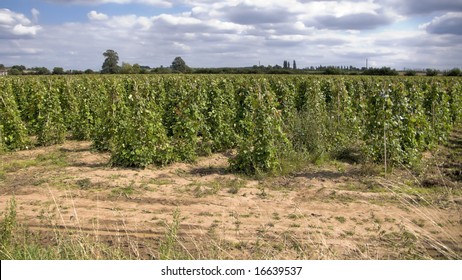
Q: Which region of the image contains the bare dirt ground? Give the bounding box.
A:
[1,127,461,259]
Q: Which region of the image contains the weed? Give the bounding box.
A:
[149,178,174,185]
[3,159,37,172]
[335,216,346,223]
[276,151,313,176]
[370,212,382,225]
[258,186,268,198]
[0,198,17,251]
[198,212,214,217]
[358,163,382,176]
[33,178,49,186]
[228,185,240,194]
[272,212,281,220]
[36,151,68,167]
[343,230,355,236]
[158,208,191,260]
[385,217,396,223]
[111,183,136,198]
[412,219,426,228]
[109,174,125,180]
[191,181,222,198]
[76,178,92,189]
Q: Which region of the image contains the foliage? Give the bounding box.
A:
[404,70,417,76]
[0,75,460,172]
[445,68,461,77]
[110,78,172,167]
[199,78,237,153]
[52,67,65,75]
[0,198,17,254]
[35,79,66,146]
[230,79,290,174]
[0,80,29,150]
[324,66,342,75]
[164,77,201,161]
[363,67,399,76]
[426,69,439,76]
[101,49,120,74]
[171,57,190,73]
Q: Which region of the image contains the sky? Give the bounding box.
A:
[1,0,461,70]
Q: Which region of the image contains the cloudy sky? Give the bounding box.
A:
[1,0,461,70]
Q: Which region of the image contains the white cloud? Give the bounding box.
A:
[153,13,202,25]
[0,9,41,38]
[88,11,109,21]
[0,8,32,25]
[2,2,461,70]
[12,24,41,36]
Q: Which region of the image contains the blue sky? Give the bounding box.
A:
[1,0,461,70]
[2,0,189,24]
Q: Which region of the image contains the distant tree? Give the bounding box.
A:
[101,49,120,74]
[52,67,65,75]
[287,61,290,69]
[171,57,190,73]
[0,64,4,70]
[34,67,50,75]
[84,69,95,74]
[324,66,342,75]
[283,61,287,69]
[363,67,398,76]
[426,68,439,76]
[8,68,21,75]
[10,65,26,75]
[139,65,150,74]
[132,63,141,74]
[445,68,461,76]
[404,70,416,76]
[120,62,133,74]
[152,67,172,74]
[12,65,26,71]
[293,60,297,70]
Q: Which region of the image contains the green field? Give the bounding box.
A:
[2,75,461,171]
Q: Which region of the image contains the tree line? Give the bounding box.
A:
[1,50,461,76]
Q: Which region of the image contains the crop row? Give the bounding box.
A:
[1,75,461,173]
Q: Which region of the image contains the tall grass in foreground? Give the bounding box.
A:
[0,198,128,260]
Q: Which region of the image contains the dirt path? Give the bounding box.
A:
[1,128,461,259]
